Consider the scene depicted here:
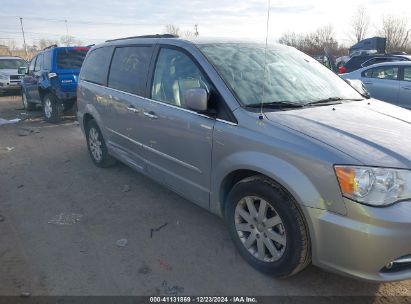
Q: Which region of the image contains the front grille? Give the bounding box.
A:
[10,75,23,80]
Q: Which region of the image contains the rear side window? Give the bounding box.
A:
[28,57,36,73]
[362,57,397,67]
[363,66,398,80]
[403,67,411,82]
[108,46,152,95]
[43,51,51,70]
[34,54,43,71]
[56,48,89,70]
[80,47,113,86]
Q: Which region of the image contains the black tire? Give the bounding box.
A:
[85,119,116,168]
[225,175,311,278]
[21,90,36,111]
[42,93,63,123]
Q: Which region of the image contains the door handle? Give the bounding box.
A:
[127,106,141,113]
[363,81,373,85]
[402,86,411,90]
[143,111,158,119]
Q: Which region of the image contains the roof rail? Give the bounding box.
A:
[42,44,58,50]
[105,34,178,42]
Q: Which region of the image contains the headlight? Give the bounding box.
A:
[335,166,411,206]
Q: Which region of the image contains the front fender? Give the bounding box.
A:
[210,151,347,217]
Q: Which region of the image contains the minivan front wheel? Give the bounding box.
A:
[225,176,311,277]
[85,120,116,168]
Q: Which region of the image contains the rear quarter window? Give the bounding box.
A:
[108,46,152,95]
[43,51,51,70]
[80,47,113,86]
[56,48,89,70]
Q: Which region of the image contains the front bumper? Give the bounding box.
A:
[0,81,21,90]
[307,198,411,282]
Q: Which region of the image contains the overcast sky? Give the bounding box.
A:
[0,0,410,47]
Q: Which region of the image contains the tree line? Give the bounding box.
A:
[279,7,411,57]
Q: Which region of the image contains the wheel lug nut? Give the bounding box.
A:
[256,234,260,239]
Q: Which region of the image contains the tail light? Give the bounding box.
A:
[338,66,346,74]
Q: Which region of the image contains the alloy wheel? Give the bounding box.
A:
[234,196,287,262]
[44,98,52,118]
[88,127,103,162]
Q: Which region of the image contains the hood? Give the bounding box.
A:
[264,99,411,168]
[0,69,19,76]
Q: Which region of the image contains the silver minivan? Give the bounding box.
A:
[77,35,411,282]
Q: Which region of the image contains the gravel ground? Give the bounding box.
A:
[0,94,410,297]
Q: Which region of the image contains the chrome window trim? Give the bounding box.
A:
[81,80,238,126]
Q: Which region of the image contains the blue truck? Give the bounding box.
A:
[21,45,90,122]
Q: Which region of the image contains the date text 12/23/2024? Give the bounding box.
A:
[149,297,257,303]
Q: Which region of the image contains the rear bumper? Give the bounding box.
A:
[55,89,76,102]
[307,199,411,282]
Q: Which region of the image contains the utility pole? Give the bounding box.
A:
[64,20,70,46]
[19,17,28,59]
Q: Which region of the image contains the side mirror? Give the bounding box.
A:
[346,79,371,98]
[18,67,28,75]
[185,88,208,112]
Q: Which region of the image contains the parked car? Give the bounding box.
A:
[21,45,89,122]
[341,61,411,109]
[0,56,27,95]
[338,53,411,74]
[77,35,411,282]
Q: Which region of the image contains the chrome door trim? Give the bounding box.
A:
[127,106,141,113]
[107,128,143,147]
[143,112,158,119]
[106,127,202,174]
[144,145,202,174]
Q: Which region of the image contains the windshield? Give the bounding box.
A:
[0,59,27,70]
[56,48,89,70]
[199,43,363,106]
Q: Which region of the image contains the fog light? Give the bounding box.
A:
[386,262,394,269]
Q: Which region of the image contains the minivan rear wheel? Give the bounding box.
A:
[86,120,116,168]
[225,176,311,277]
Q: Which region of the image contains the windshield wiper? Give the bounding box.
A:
[245,101,305,109]
[304,97,363,106]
